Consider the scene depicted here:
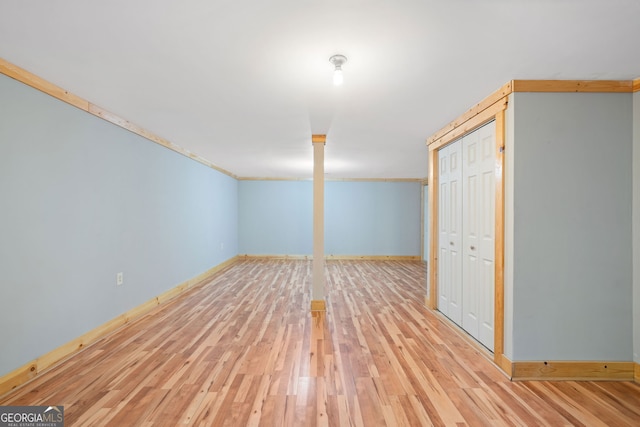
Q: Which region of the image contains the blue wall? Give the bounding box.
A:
[325,181,421,256]
[238,180,313,255]
[239,180,422,256]
[509,92,632,360]
[0,74,238,377]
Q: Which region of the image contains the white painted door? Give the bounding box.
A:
[438,140,462,325]
[462,130,480,338]
[477,123,495,350]
[438,145,450,317]
[462,122,495,350]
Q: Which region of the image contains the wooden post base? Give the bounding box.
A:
[310,299,326,312]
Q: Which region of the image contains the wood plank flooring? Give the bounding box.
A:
[2,259,639,426]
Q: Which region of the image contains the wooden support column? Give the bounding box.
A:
[311,134,327,312]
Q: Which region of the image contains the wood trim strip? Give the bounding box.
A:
[0,57,237,179]
[428,97,508,151]
[420,181,425,260]
[511,361,634,381]
[0,256,240,397]
[0,58,89,110]
[326,177,424,183]
[635,362,640,383]
[237,177,424,182]
[326,255,422,261]
[240,254,422,261]
[512,79,633,93]
[240,254,311,260]
[87,104,236,178]
[427,81,512,145]
[493,110,506,365]
[427,147,438,310]
[497,354,513,378]
[633,78,640,92]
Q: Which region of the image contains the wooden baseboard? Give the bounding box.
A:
[0,256,239,398]
[240,254,311,260]
[325,255,421,261]
[240,254,422,261]
[635,362,640,383]
[511,360,634,381]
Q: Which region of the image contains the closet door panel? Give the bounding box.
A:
[438,145,450,316]
[447,142,463,325]
[478,124,496,349]
[462,132,480,337]
[479,257,495,349]
[438,141,462,324]
[438,122,494,347]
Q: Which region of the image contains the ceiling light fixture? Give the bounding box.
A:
[329,54,347,86]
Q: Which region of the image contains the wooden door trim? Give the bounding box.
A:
[427,113,505,360]
[427,147,438,309]
[427,82,509,372]
[493,109,506,366]
[428,98,508,151]
[427,81,512,145]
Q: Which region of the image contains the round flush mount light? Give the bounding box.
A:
[329,54,347,86]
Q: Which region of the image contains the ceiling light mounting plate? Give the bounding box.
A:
[329,54,348,68]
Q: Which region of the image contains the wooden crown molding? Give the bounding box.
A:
[427,78,636,149]
[0,57,237,179]
[512,79,633,93]
[0,58,89,110]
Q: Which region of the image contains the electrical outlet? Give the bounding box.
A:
[116,272,123,286]
[220,242,224,251]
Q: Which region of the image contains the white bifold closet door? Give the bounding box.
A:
[438,139,463,325]
[438,122,495,351]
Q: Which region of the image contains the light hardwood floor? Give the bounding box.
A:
[1,259,639,426]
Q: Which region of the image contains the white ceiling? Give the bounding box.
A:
[1,0,639,179]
